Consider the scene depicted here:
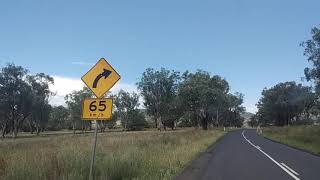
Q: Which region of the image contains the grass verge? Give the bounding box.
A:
[0,129,225,180]
[263,125,320,155]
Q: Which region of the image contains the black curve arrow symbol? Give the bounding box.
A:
[92,69,112,88]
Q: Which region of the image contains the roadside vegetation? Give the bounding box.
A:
[0,129,225,180]
[0,63,245,138]
[245,26,320,155]
[263,126,320,155]
[0,43,241,179]
[248,25,320,127]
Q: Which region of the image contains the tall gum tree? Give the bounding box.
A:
[137,68,180,130]
[0,64,31,138]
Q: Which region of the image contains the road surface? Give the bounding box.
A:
[176,129,320,180]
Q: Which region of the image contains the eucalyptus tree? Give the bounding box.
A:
[225,93,245,127]
[114,90,146,130]
[48,105,70,131]
[65,87,93,133]
[301,25,320,119]
[0,64,32,138]
[137,68,180,130]
[27,73,54,134]
[256,81,315,126]
[178,70,232,129]
[248,114,259,127]
[302,26,320,94]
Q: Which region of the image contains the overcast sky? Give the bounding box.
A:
[0,0,319,112]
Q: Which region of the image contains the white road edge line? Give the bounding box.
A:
[242,130,301,180]
[281,162,300,176]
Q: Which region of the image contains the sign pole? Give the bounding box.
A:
[89,120,98,180]
[81,58,120,180]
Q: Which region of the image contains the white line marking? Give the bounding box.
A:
[242,130,300,180]
[281,163,300,176]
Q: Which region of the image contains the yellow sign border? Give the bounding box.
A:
[81,98,113,120]
[81,58,121,98]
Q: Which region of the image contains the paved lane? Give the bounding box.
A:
[176,129,320,180]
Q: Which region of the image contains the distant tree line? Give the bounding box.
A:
[0,62,245,137]
[137,69,245,130]
[65,68,246,131]
[249,25,320,127]
[0,64,53,138]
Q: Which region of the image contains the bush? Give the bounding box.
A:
[127,110,147,131]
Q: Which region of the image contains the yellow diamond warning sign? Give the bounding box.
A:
[81,58,121,98]
[81,98,113,120]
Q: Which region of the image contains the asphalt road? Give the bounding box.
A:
[176,129,320,180]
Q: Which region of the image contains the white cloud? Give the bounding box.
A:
[48,75,138,107]
[49,95,67,106]
[49,76,84,96]
[244,103,257,113]
[48,76,84,106]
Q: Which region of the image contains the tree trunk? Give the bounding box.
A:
[157,116,163,131]
[12,126,18,138]
[28,119,34,134]
[1,121,8,138]
[201,117,208,130]
[1,125,6,138]
[216,110,219,126]
[286,110,289,126]
[81,121,84,134]
[36,125,40,136]
[72,122,76,134]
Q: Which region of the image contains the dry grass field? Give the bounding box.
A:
[0,129,225,180]
[263,125,320,155]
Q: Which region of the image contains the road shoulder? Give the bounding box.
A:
[262,135,320,157]
[175,131,228,180]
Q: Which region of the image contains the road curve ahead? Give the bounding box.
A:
[176,129,320,180]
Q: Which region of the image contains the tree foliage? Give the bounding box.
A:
[248,114,259,127]
[27,73,54,134]
[0,64,54,137]
[137,68,245,130]
[0,64,31,137]
[256,82,315,126]
[137,68,180,129]
[65,87,93,133]
[302,26,320,93]
[178,70,245,129]
[114,90,147,131]
[0,64,247,135]
[301,25,320,120]
[48,106,69,131]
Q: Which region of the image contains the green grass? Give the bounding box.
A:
[0,129,225,180]
[263,125,320,155]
